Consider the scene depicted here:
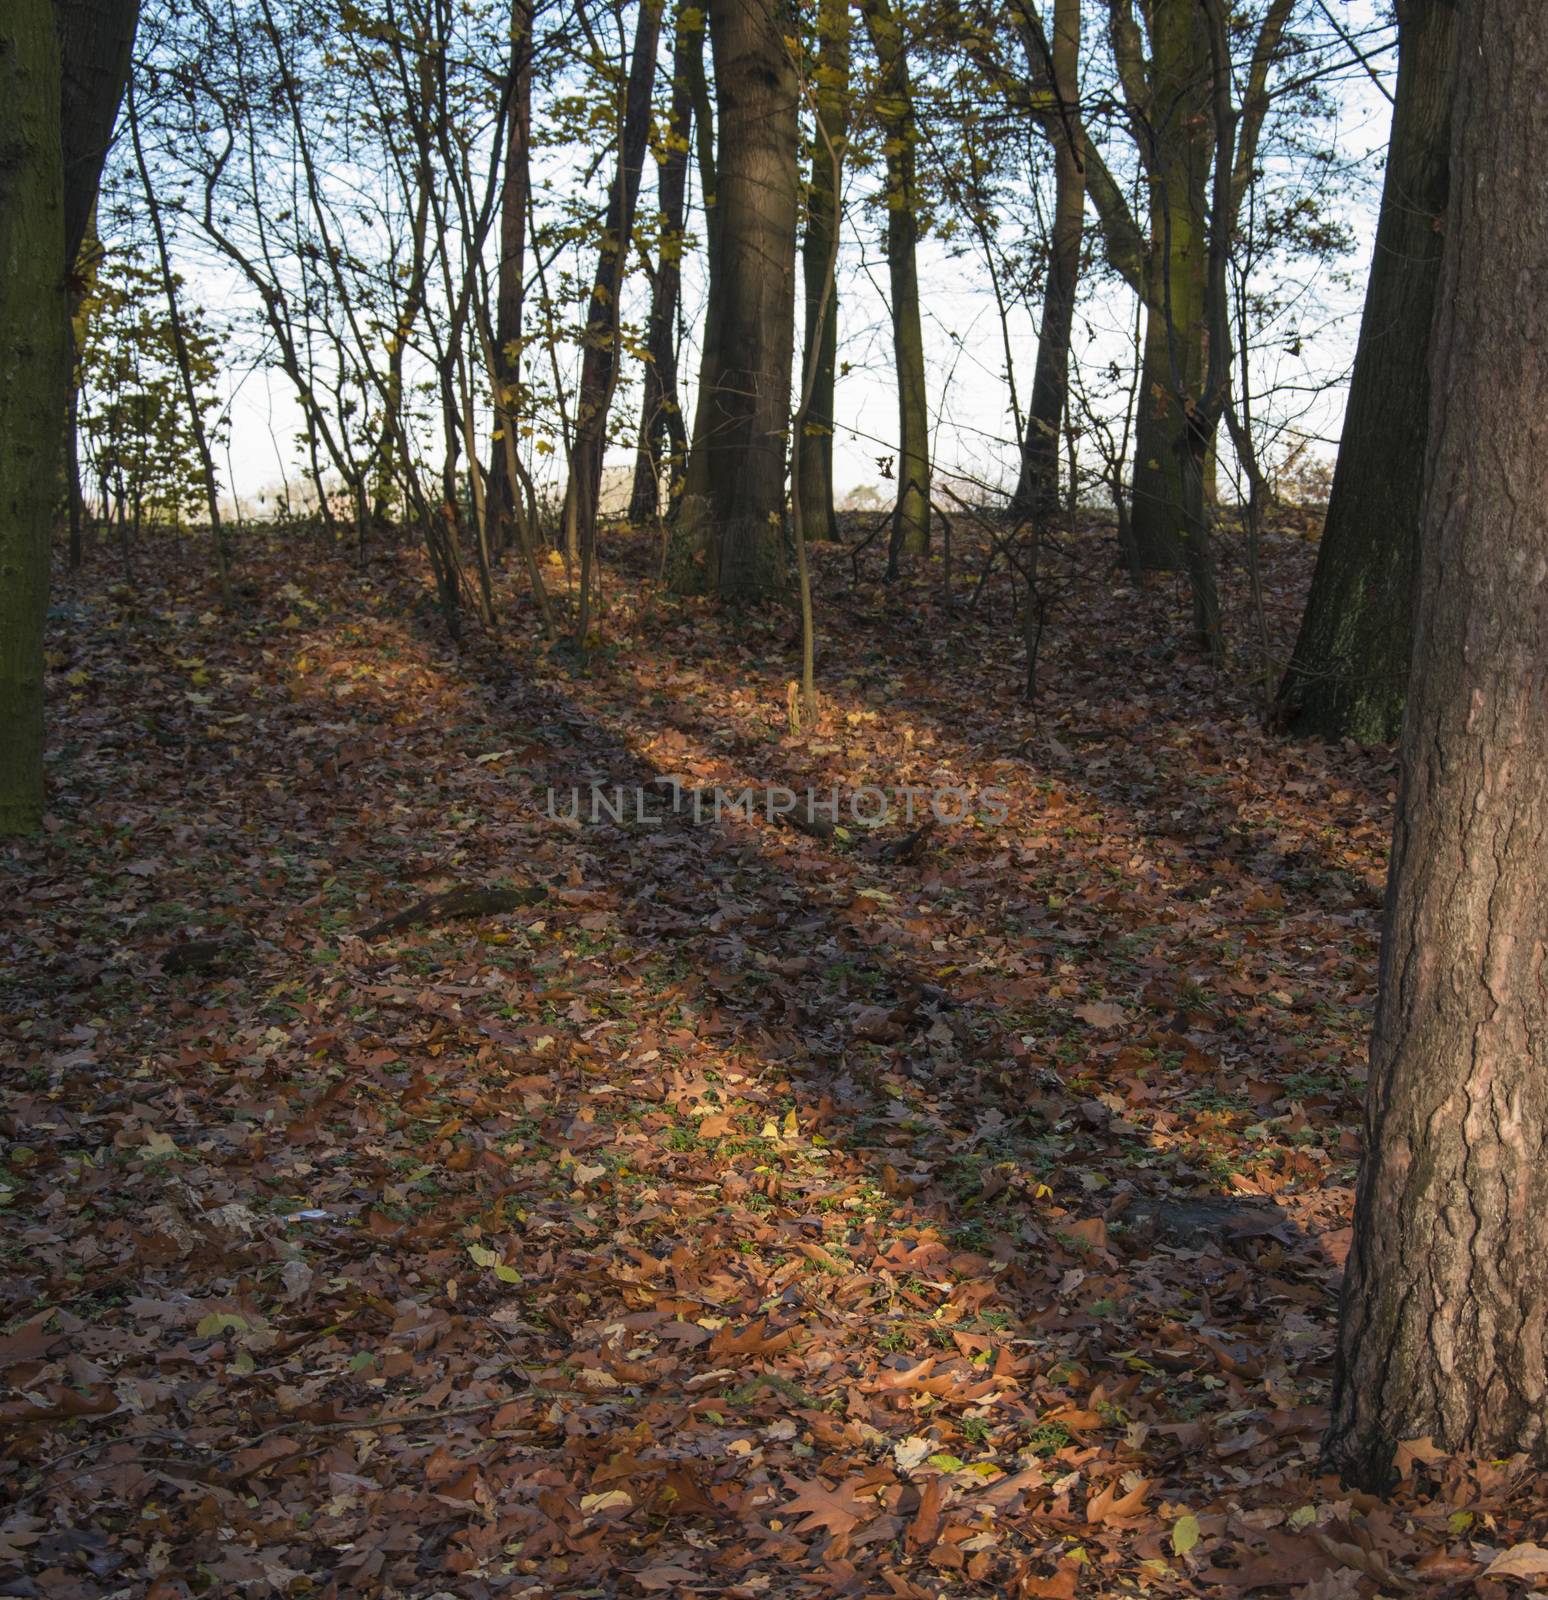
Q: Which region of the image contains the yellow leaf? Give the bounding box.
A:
[196,1311,249,1337]
[580,1489,633,1514]
[1171,1513,1200,1555]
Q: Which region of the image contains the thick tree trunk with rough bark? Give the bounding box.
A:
[796,0,848,543]
[1325,0,1548,1490]
[1011,0,1082,519]
[1276,0,1456,743]
[0,0,68,835]
[628,7,697,527]
[670,0,799,602]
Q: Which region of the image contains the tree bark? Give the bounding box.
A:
[1011,0,1205,577]
[0,0,68,836]
[1276,0,1456,743]
[789,3,847,724]
[865,0,929,569]
[796,0,848,543]
[1128,285,1195,572]
[487,0,533,550]
[627,5,697,527]
[670,0,800,602]
[1325,0,1548,1490]
[1010,0,1082,520]
[1124,0,1211,576]
[563,0,662,635]
[56,0,139,270]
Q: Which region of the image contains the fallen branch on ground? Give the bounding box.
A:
[359,883,548,938]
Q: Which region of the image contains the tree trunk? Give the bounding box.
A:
[487,0,532,550]
[1011,0,1082,520]
[1325,0,1548,1490]
[796,0,848,543]
[670,0,800,602]
[1276,0,1456,743]
[0,0,68,836]
[866,0,929,570]
[1126,0,1211,576]
[56,0,139,270]
[563,0,662,634]
[789,0,847,723]
[1127,297,1189,571]
[627,5,698,527]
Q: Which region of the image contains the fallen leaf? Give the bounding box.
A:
[1484,1544,1548,1581]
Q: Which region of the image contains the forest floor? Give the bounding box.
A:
[3,517,1542,1598]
